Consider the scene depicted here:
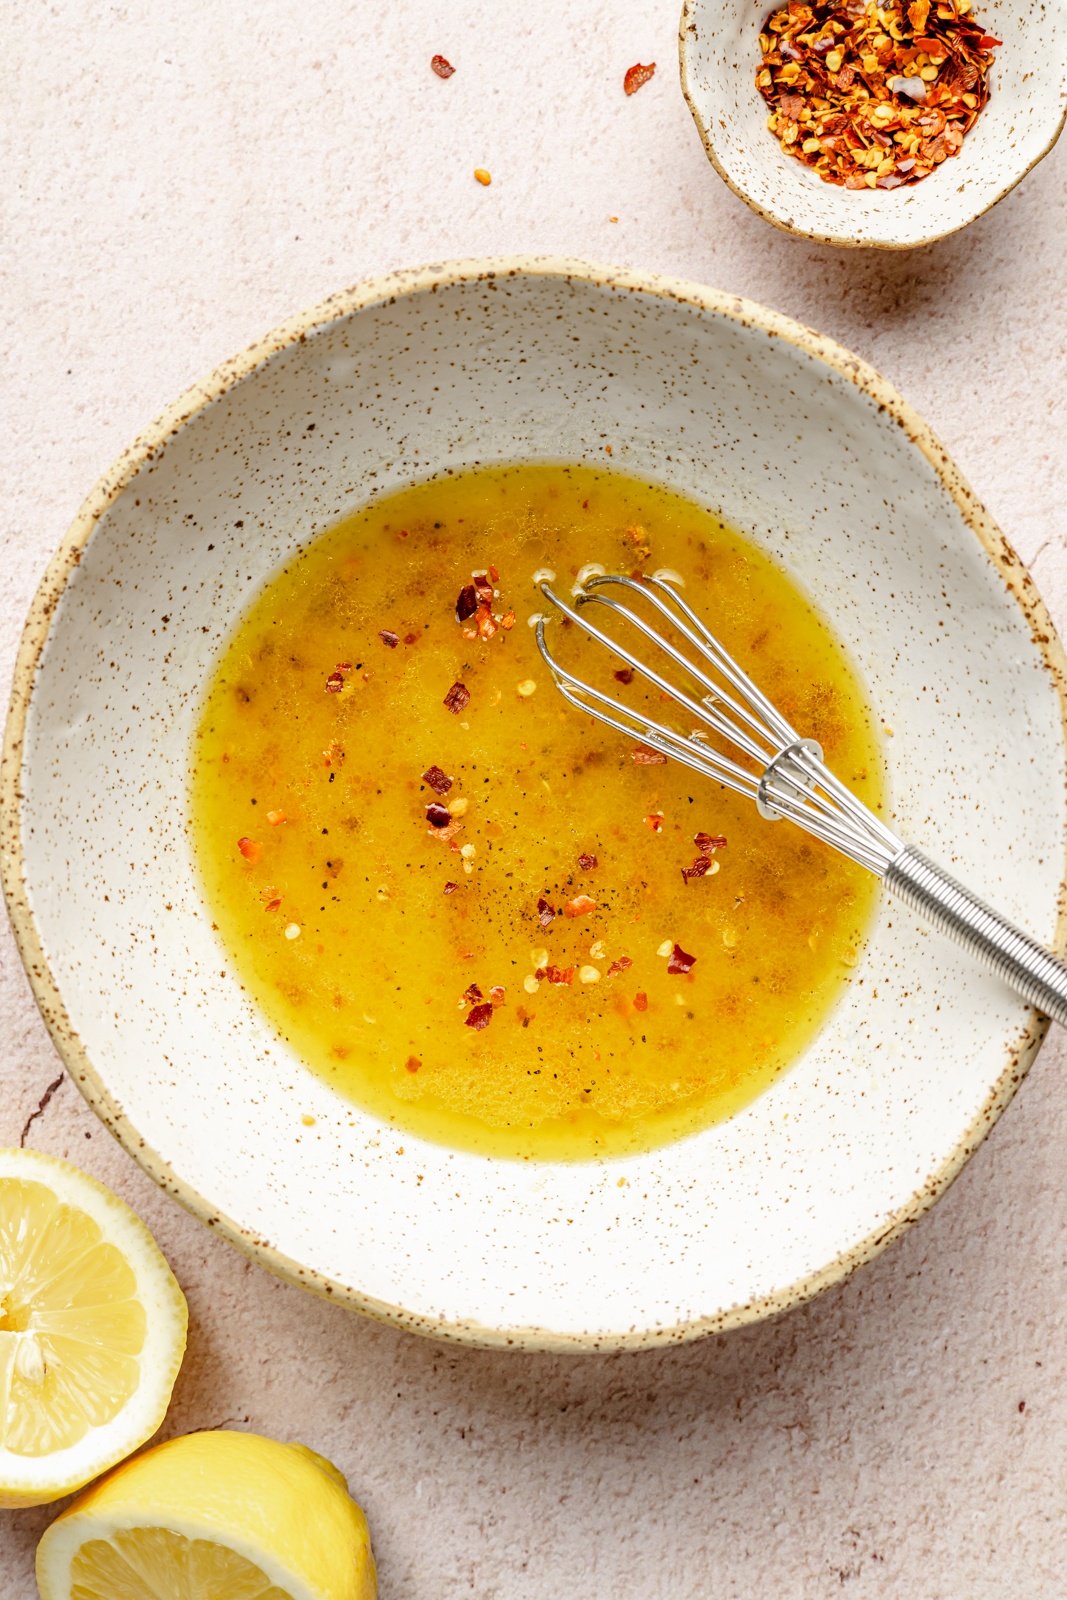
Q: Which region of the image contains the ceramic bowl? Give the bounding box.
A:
[4,259,1066,1351]
[679,0,1067,249]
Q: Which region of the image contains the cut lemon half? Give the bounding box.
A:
[36,1429,378,1599]
[0,1146,187,1507]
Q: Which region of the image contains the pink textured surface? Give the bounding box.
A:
[2,2,1065,1595]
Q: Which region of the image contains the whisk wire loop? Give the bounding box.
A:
[534,565,1067,1026]
[535,571,902,876]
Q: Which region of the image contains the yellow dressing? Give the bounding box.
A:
[190,464,882,1160]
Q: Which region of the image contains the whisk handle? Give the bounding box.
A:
[885,845,1067,1028]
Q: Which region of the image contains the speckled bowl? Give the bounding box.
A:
[4,259,1066,1350]
[679,0,1067,249]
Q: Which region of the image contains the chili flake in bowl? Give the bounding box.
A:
[679,0,1067,247]
[758,0,1000,189]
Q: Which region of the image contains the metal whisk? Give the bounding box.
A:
[535,569,1067,1027]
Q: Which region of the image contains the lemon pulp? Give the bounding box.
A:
[0,1178,145,1456]
[0,1148,186,1509]
[190,463,883,1159]
[71,1530,290,1600]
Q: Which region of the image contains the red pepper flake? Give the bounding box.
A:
[263,898,282,913]
[444,681,471,715]
[325,670,346,694]
[606,955,633,978]
[624,61,656,95]
[237,836,261,863]
[405,1055,421,1073]
[643,813,664,833]
[378,629,400,648]
[631,746,667,765]
[633,991,649,1012]
[500,610,516,631]
[681,857,713,884]
[564,894,597,918]
[488,564,500,583]
[464,983,484,1003]
[431,53,455,78]
[443,880,459,894]
[455,584,479,622]
[465,1001,494,1030]
[694,832,728,855]
[404,632,419,645]
[613,668,635,686]
[577,852,598,871]
[489,985,506,1007]
[266,809,287,827]
[426,802,452,829]
[757,0,1000,190]
[323,741,345,767]
[667,942,697,975]
[473,571,494,601]
[537,896,556,928]
[422,764,453,795]
[544,964,576,986]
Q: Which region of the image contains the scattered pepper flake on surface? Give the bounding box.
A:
[564,894,597,918]
[464,982,484,1003]
[266,809,287,827]
[537,897,556,929]
[668,942,697,975]
[474,167,492,186]
[644,813,664,833]
[757,0,1000,189]
[406,1055,421,1073]
[325,669,346,694]
[323,741,345,767]
[431,53,455,78]
[613,667,635,686]
[632,745,667,765]
[577,852,598,870]
[465,1001,494,1029]
[378,629,400,648]
[624,62,656,95]
[694,832,728,855]
[489,984,506,1007]
[606,955,633,978]
[237,836,261,863]
[544,964,576,986]
[443,880,459,894]
[633,991,649,1012]
[422,764,452,795]
[426,802,452,829]
[444,680,471,715]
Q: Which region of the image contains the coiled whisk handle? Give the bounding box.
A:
[886,846,1067,1028]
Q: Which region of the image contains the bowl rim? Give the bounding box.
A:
[677,0,1067,251]
[3,255,1066,1351]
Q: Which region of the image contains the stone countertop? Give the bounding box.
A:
[2,2,1065,1595]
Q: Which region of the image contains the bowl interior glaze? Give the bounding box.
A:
[5,260,1065,1349]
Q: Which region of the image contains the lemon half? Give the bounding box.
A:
[36,1429,378,1600]
[0,1146,187,1507]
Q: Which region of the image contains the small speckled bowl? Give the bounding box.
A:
[679,0,1067,249]
[4,259,1067,1351]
